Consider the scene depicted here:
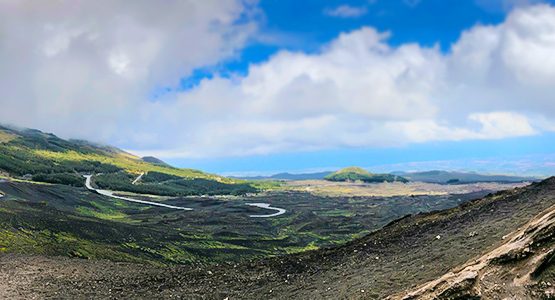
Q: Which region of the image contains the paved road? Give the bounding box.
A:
[246,203,287,218]
[84,175,192,211]
[84,175,288,217]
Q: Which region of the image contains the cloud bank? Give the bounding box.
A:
[1,2,555,158]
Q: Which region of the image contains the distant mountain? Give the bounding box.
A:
[141,156,170,166]
[238,171,332,181]
[239,169,539,184]
[325,167,408,183]
[394,170,539,184]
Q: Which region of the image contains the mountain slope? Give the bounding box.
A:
[1,178,553,299]
[390,198,555,299]
[0,125,255,195]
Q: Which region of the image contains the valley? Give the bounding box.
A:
[0,176,516,265]
[0,125,550,298]
[1,177,554,299]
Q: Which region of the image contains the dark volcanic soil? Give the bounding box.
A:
[2,179,555,299]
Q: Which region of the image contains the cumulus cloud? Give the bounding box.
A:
[0,0,257,140]
[324,5,368,18]
[1,2,555,159]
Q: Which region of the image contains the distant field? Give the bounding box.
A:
[0,179,518,265]
[282,179,528,197]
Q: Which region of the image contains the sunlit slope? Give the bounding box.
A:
[0,125,252,195]
[31,149,226,181]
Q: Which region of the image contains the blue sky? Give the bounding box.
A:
[167,133,555,176]
[181,0,513,89]
[3,0,555,176]
[163,0,555,175]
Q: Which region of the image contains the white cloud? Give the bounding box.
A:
[370,153,555,177]
[324,5,368,18]
[1,2,555,159]
[0,0,257,140]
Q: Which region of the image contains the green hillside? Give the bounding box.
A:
[0,174,483,265]
[0,125,256,196]
[325,167,408,183]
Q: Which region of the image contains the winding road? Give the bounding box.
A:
[84,175,192,211]
[246,203,287,218]
[84,175,287,217]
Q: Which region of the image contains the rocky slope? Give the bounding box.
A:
[390,189,555,299]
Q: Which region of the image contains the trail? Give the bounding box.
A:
[131,173,144,185]
[246,203,286,218]
[83,175,192,211]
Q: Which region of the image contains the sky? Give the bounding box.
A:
[2,0,555,175]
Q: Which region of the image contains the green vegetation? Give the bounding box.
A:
[0,125,255,196]
[0,146,121,177]
[0,129,17,143]
[0,179,483,265]
[94,171,257,196]
[325,166,408,183]
[31,173,85,187]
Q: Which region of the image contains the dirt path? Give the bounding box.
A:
[131,172,144,185]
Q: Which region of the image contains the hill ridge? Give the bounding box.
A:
[0,125,255,196]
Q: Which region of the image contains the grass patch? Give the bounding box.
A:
[0,130,17,144]
[315,209,355,217]
[76,206,131,222]
[283,242,319,254]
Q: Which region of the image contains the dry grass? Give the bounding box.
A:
[283,180,529,197]
[0,130,17,144]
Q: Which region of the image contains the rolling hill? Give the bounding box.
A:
[324,166,408,183]
[0,125,256,196]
